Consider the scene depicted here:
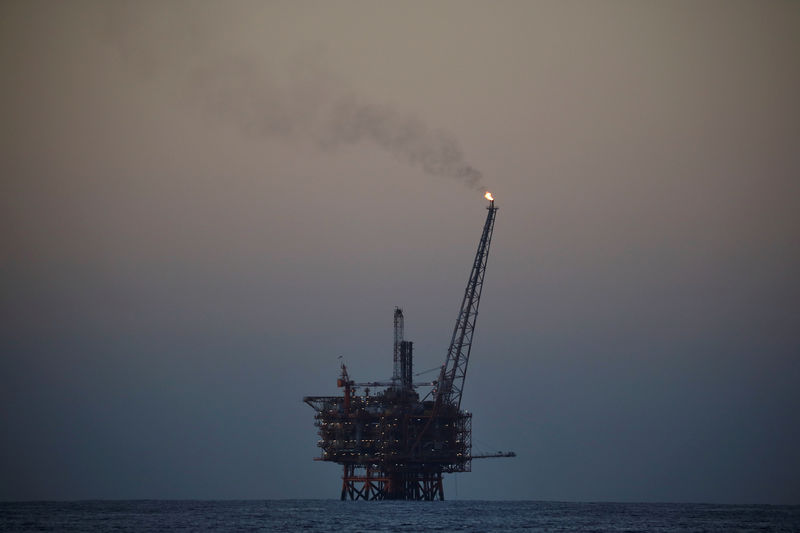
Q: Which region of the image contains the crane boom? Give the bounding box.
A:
[436,197,497,410]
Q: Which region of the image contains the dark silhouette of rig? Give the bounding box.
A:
[304,194,514,500]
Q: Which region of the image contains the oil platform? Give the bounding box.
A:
[303,192,514,500]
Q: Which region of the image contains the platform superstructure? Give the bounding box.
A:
[304,193,513,500]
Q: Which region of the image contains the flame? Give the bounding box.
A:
[484,191,494,201]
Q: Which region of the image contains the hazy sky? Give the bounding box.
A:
[2,0,799,503]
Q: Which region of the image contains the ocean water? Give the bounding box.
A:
[1,500,799,532]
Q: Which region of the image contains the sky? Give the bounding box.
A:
[1,0,799,504]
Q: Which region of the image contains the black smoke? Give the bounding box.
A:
[104,5,486,191]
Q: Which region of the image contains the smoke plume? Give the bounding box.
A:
[103,5,485,191]
[325,96,484,190]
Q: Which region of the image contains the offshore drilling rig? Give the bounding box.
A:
[303,192,514,500]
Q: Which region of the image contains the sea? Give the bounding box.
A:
[1,500,799,532]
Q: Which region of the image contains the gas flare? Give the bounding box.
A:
[484,192,494,202]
